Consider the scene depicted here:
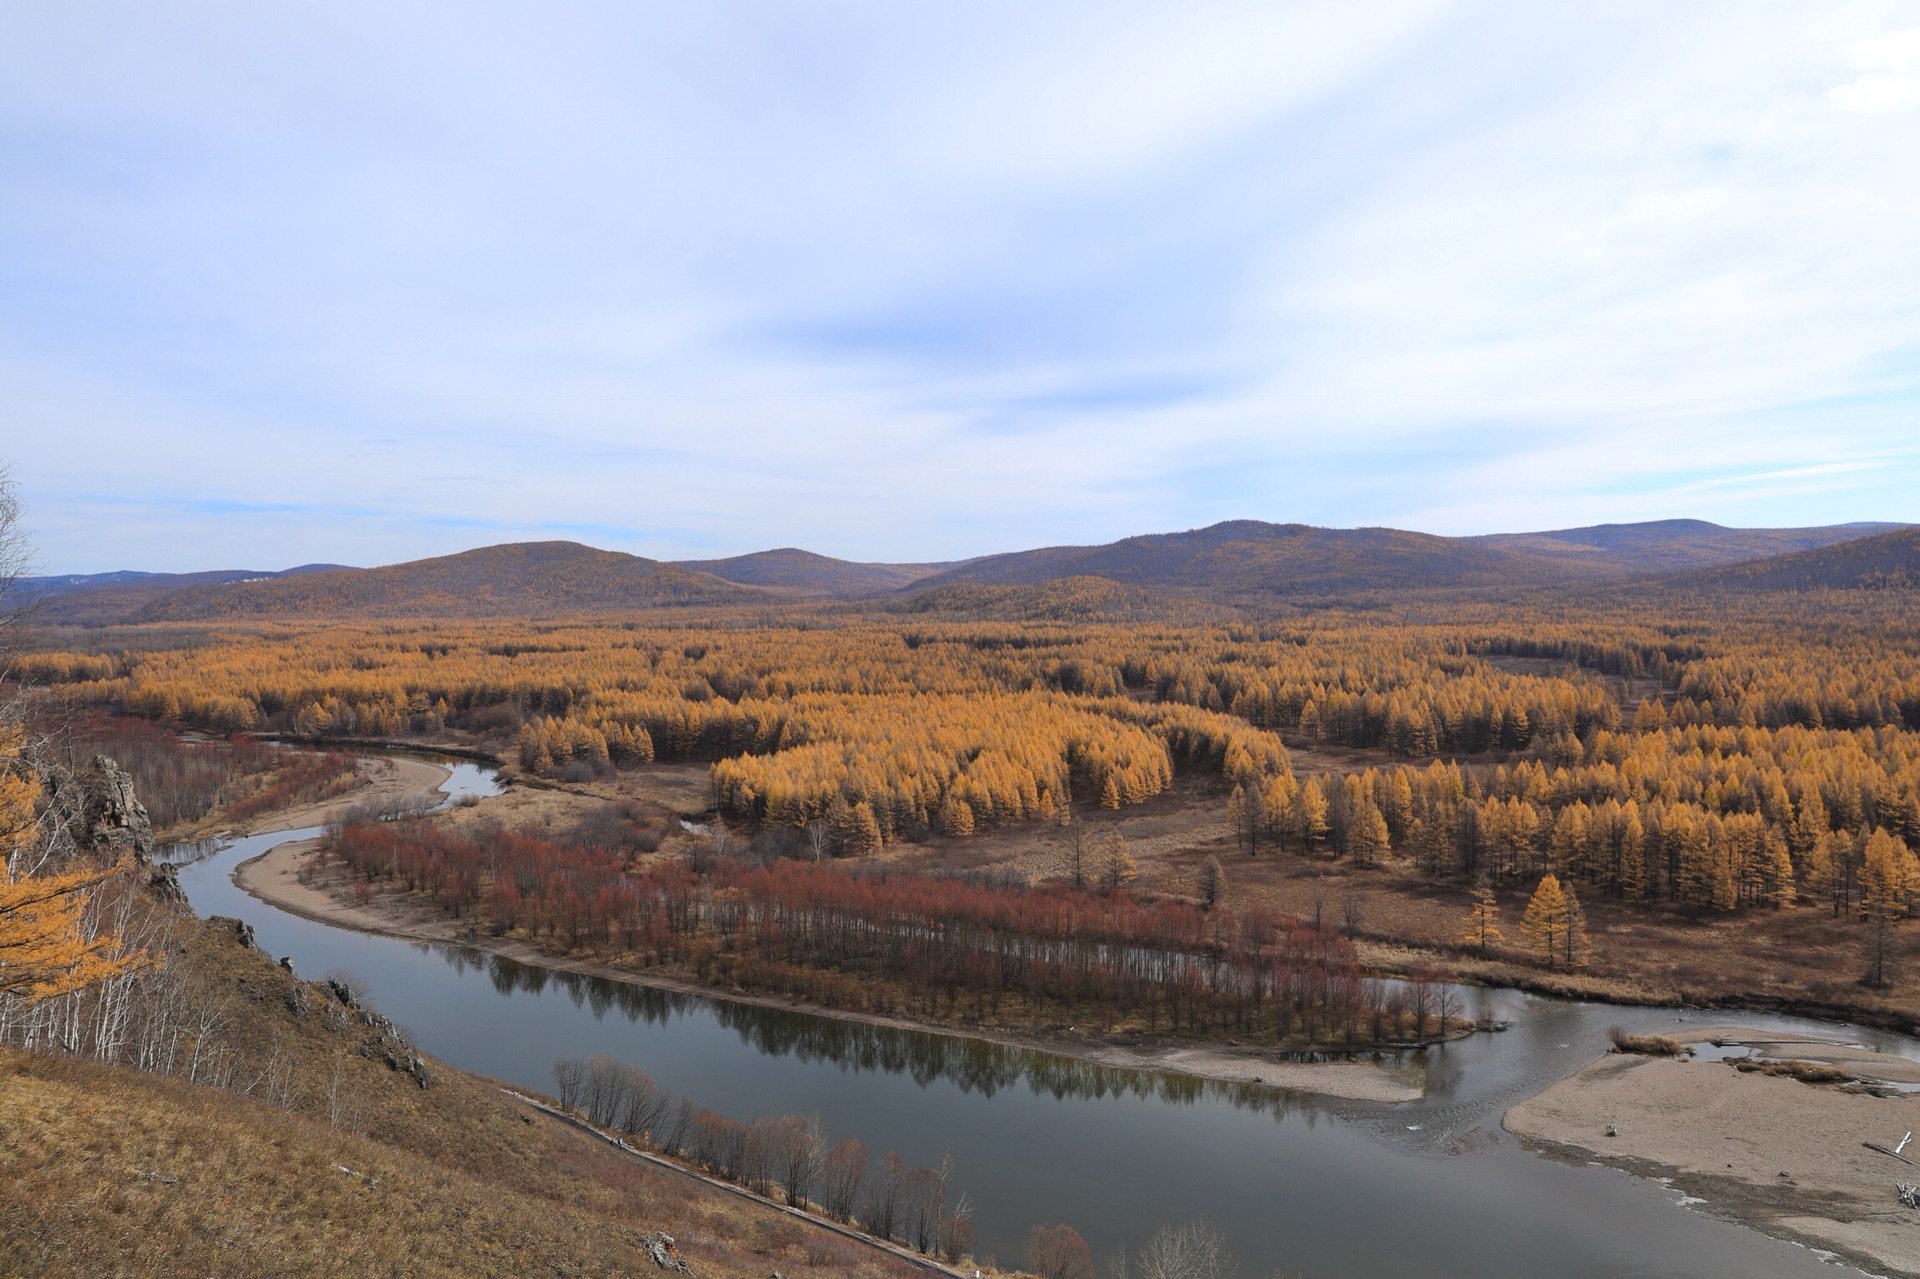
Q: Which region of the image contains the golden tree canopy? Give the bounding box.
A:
[0,726,147,1004]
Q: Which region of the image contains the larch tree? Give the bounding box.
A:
[1198,855,1224,910]
[1521,873,1573,970]
[1860,829,1915,989]
[1559,880,1592,970]
[1062,815,1089,890]
[1100,830,1137,894]
[1462,883,1504,957]
[1227,783,1257,856]
[1348,797,1391,867]
[1298,785,1331,852]
[0,476,143,1004]
[936,792,975,838]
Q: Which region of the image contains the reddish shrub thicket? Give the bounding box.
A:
[331,820,1458,1044]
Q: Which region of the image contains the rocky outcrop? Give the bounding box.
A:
[642,1233,696,1275]
[80,753,155,861]
[38,753,180,900]
[327,979,432,1088]
[208,915,258,949]
[359,1019,433,1089]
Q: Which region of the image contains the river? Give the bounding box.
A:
[173,756,1907,1277]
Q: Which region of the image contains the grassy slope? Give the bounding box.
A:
[0,914,927,1279]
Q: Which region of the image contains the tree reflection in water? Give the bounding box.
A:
[436,943,1313,1121]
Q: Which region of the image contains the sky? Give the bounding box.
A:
[4,2,1919,573]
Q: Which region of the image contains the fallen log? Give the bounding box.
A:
[1864,1141,1919,1168]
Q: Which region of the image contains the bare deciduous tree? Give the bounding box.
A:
[821,1136,867,1223]
[771,1113,825,1207]
[1119,1219,1236,1279]
[861,1150,906,1241]
[552,1056,586,1110]
[1063,815,1089,890]
[1028,1222,1095,1279]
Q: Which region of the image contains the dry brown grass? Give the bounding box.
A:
[1732,1058,1852,1085]
[1607,1027,1689,1056]
[0,914,938,1279]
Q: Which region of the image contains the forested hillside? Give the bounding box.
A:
[681,548,956,595]
[29,519,1914,626]
[130,542,757,621]
[905,521,1557,595]
[1474,519,1906,574]
[1661,526,1920,593]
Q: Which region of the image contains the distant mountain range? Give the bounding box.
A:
[14,518,1912,624]
[13,564,354,625]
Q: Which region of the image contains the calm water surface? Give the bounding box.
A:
[175,758,1901,1278]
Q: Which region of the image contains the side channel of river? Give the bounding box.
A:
[173,756,1898,1278]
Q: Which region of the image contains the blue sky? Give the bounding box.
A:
[4,2,1918,572]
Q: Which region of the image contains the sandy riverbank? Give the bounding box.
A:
[233,834,1423,1104]
[1506,1027,1920,1277]
[223,755,455,838]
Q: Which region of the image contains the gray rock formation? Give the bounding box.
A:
[37,752,180,900]
[353,1006,433,1088]
[80,753,154,861]
[643,1233,696,1275]
[208,915,257,950]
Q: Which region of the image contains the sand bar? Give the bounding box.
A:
[1506,1026,1920,1277]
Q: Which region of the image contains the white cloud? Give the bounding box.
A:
[1830,22,1920,110]
[2,2,1918,569]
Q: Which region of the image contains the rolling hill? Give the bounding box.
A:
[1658,526,1920,593]
[16,564,354,625]
[677,547,956,596]
[905,521,1579,598]
[903,519,1916,600]
[24,518,1915,624]
[1471,519,1907,574]
[125,542,757,621]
